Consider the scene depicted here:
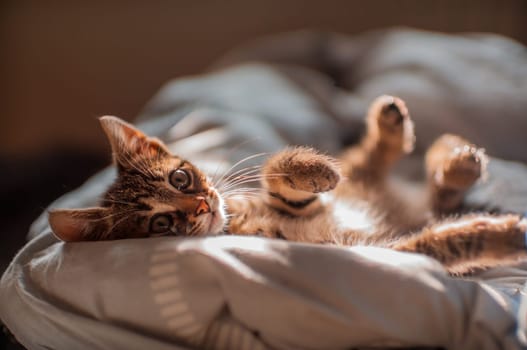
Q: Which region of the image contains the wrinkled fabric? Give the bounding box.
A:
[3,232,526,350]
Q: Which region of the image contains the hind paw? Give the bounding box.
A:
[436,143,487,190]
[367,95,415,154]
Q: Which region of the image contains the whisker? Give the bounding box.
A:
[223,194,261,201]
[221,188,262,196]
[210,138,264,184]
[220,164,262,182]
[221,188,262,197]
[222,187,262,194]
[215,152,269,188]
[221,172,284,186]
[220,173,285,191]
[223,194,260,201]
[217,167,263,190]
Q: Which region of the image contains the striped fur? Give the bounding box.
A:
[49,96,527,274]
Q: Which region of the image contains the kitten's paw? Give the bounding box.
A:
[367,95,415,154]
[264,147,340,194]
[435,140,487,190]
[471,214,526,249]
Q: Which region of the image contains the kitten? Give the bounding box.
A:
[49,95,527,274]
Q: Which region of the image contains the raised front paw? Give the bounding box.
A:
[263,147,341,194]
[429,134,488,190]
[367,95,415,154]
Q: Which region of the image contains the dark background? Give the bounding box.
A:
[0,1,526,348]
[2,1,526,159]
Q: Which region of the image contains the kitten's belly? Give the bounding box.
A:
[278,195,376,243]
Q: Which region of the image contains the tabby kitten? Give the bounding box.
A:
[49,95,527,273]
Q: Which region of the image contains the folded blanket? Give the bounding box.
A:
[2,28,527,350]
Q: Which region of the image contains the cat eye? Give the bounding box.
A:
[149,214,173,234]
[169,169,191,190]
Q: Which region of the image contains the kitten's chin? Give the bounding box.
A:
[205,211,226,235]
[198,189,226,235]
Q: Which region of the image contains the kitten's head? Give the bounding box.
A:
[49,116,226,241]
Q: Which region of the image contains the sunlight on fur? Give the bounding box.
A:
[48,95,527,275]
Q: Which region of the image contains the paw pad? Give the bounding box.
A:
[438,144,487,189]
[368,95,415,154]
[380,99,406,128]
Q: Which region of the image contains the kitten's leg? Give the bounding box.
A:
[225,148,339,239]
[340,95,415,183]
[392,214,527,273]
[261,147,340,216]
[426,134,488,216]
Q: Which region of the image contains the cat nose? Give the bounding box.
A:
[195,197,210,216]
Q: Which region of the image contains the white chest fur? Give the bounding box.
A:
[277,194,375,243]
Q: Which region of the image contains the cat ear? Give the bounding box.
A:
[49,207,111,242]
[98,116,169,169]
